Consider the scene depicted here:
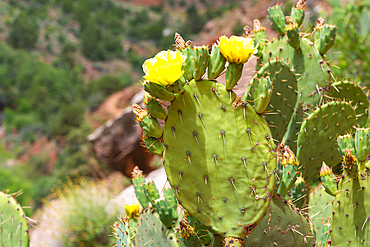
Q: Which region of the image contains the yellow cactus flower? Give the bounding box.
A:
[125,203,140,219]
[143,50,186,86]
[217,35,256,64]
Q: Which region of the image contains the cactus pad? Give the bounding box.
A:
[163,79,276,239]
[328,81,369,127]
[245,60,298,143]
[297,101,356,183]
[244,195,314,246]
[0,191,29,247]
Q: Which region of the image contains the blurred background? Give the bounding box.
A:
[0,0,369,246]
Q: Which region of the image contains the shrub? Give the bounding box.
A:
[50,178,119,247]
[7,12,39,50]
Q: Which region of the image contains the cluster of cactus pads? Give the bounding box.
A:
[0,1,368,246]
[0,191,29,247]
[120,0,370,246]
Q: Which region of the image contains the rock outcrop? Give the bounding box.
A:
[87,90,155,177]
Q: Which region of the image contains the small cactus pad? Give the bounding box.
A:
[331,168,370,245]
[267,5,286,36]
[327,81,369,127]
[135,208,182,247]
[132,167,150,208]
[309,185,333,247]
[245,60,298,143]
[297,101,356,183]
[163,79,276,239]
[244,195,314,246]
[286,176,307,209]
[0,191,29,247]
[114,217,134,247]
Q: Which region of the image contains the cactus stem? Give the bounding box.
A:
[178,110,183,125]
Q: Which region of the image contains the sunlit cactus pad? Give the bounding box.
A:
[163,79,276,238]
[0,191,29,247]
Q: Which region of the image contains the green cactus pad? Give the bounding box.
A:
[331,168,370,245]
[267,5,286,36]
[144,93,167,120]
[287,177,307,209]
[355,128,370,162]
[184,213,213,245]
[163,79,276,239]
[143,135,164,155]
[163,188,179,220]
[259,36,331,151]
[139,115,163,138]
[143,180,160,205]
[244,195,314,246]
[308,185,333,247]
[143,80,176,102]
[132,169,150,208]
[251,77,272,114]
[225,63,243,91]
[208,45,226,80]
[315,24,337,55]
[245,60,298,143]
[291,7,305,28]
[337,134,356,156]
[297,101,356,183]
[135,209,183,247]
[327,81,369,127]
[0,191,29,247]
[114,217,134,247]
[192,46,209,81]
[167,80,185,94]
[181,47,195,81]
[155,198,175,228]
[277,163,298,197]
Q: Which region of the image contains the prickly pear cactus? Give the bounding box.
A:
[135,208,183,247]
[331,128,370,245]
[245,59,298,142]
[309,185,333,247]
[134,31,277,244]
[327,80,369,127]
[163,79,276,240]
[114,217,135,247]
[243,195,315,246]
[297,100,356,184]
[0,191,29,247]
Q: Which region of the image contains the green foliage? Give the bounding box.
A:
[83,73,133,111]
[327,0,370,84]
[54,179,118,247]
[7,11,39,50]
